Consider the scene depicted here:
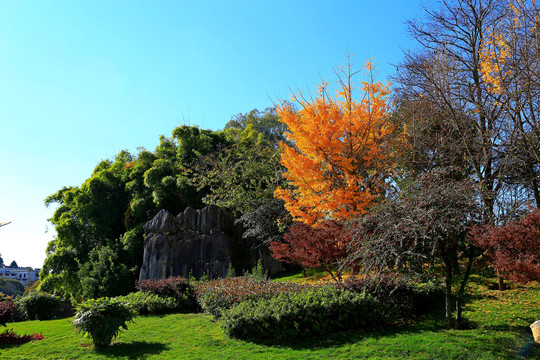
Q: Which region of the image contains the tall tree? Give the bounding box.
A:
[347,171,482,329]
[396,0,510,225]
[478,0,540,207]
[275,61,398,225]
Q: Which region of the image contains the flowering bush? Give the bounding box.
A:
[0,328,44,345]
[194,276,306,318]
[221,286,381,341]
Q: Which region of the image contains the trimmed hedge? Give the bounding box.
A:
[220,285,382,341]
[195,276,306,318]
[115,292,183,315]
[17,292,63,321]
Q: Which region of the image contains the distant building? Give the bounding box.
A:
[0,266,40,285]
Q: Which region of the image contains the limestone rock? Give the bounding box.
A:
[139,205,281,280]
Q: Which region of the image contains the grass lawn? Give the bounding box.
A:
[1,277,539,359]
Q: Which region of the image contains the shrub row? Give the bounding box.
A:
[194,276,306,318]
[220,285,382,341]
[115,291,184,315]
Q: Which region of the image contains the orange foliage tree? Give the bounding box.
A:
[274,61,398,225]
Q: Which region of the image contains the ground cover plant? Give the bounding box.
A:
[0,275,539,359]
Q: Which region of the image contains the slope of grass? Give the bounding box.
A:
[1,277,539,359]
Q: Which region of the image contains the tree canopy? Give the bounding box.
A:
[275,61,398,226]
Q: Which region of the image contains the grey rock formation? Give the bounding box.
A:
[139,205,281,280]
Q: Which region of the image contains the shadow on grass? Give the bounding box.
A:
[94,341,168,359]
[237,311,536,359]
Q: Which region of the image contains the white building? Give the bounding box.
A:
[0,266,40,285]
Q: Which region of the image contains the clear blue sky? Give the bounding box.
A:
[0,0,424,268]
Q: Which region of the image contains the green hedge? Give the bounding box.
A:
[115,292,184,315]
[17,292,63,321]
[220,286,382,341]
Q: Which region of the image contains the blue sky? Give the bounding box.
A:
[0,0,423,268]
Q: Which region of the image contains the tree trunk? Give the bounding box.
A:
[498,276,505,291]
[455,249,475,329]
[444,260,453,328]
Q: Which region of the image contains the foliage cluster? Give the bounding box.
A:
[194,276,305,318]
[220,286,381,341]
[73,297,134,348]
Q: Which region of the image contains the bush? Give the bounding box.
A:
[73,297,133,348]
[115,292,182,315]
[17,292,63,321]
[339,276,445,319]
[0,301,16,326]
[0,328,44,345]
[220,286,381,341]
[0,278,25,297]
[136,277,198,313]
[195,276,305,318]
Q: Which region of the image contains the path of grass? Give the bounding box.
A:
[1,278,539,359]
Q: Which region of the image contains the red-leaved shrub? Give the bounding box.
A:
[136,277,191,298]
[472,207,540,283]
[0,329,44,345]
[269,220,350,281]
[0,301,15,327]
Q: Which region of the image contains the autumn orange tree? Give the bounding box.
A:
[274,61,397,226]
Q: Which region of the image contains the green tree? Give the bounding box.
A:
[9,260,18,268]
[79,245,134,299]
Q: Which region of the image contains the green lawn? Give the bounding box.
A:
[1,278,539,359]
